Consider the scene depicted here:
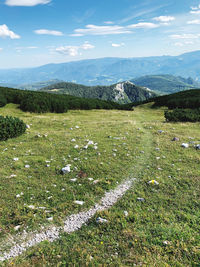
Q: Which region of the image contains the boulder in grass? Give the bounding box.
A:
[96,217,108,224]
[61,165,71,174]
[137,197,145,202]
[148,180,159,185]
[195,144,200,150]
[74,200,84,205]
[172,137,179,141]
[26,124,30,129]
[181,143,189,148]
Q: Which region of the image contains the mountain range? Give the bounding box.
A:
[1,50,200,86]
[131,74,200,95]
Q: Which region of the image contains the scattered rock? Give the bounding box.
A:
[70,178,77,182]
[13,158,19,161]
[96,217,108,223]
[124,211,129,217]
[78,171,87,178]
[25,165,30,168]
[195,144,200,150]
[71,139,76,142]
[61,165,71,174]
[158,130,164,133]
[28,205,35,209]
[137,198,145,202]
[14,225,21,231]
[74,200,84,205]
[172,137,179,141]
[148,180,159,185]
[26,124,30,129]
[181,143,189,148]
[74,145,79,149]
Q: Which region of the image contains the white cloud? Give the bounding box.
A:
[190,5,200,10]
[153,16,175,22]
[104,21,114,25]
[71,24,131,36]
[71,22,160,36]
[111,43,125,47]
[54,42,95,56]
[174,40,194,47]
[5,0,51,6]
[81,42,95,50]
[34,29,63,36]
[128,22,159,29]
[170,33,200,39]
[187,19,200,24]
[190,10,200,14]
[190,4,200,14]
[55,46,79,56]
[0,24,20,39]
[16,46,38,50]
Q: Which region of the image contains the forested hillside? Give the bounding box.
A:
[41,81,157,104]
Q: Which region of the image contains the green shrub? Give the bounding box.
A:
[0,93,7,107]
[165,109,200,122]
[0,116,26,141]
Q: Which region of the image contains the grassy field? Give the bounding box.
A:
[0,103,199,266]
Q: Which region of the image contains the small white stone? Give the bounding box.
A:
[28,205,35,209]
[96,217,108,223]
[74,200,84,205]
[14,225,21,231]
[13,158,19,161]
[25,165,30,168]
[181,143,189,148]
[124,211,128,217]
[74,145,79,149]
[70,178,77,182]
[47,217,53,221]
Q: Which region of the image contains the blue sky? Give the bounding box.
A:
[1,0,200,68]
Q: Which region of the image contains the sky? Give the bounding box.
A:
[1,0,200,68]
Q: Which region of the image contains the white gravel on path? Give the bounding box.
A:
[0,178,136,262]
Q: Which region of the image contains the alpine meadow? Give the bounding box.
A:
[0,0,200,266]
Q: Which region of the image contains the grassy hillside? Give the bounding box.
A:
[131,74,199,95]
[41,81,157,104]
[0,103,199,266]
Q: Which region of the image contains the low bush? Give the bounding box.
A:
[0,116,26,141]
[165,109,200,122]
[0,93,7,107]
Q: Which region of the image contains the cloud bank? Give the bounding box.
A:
[5,0,51,6]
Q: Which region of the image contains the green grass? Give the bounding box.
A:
[0,103,200,266]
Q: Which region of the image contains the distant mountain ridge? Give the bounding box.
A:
[131,75,200,95]
[41,81,157,104]
[1,50,200,85]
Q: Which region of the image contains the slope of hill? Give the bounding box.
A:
[131,75,200,95]
[1,50,200,85]
[41,81,157,104]
[151,89,200,109]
